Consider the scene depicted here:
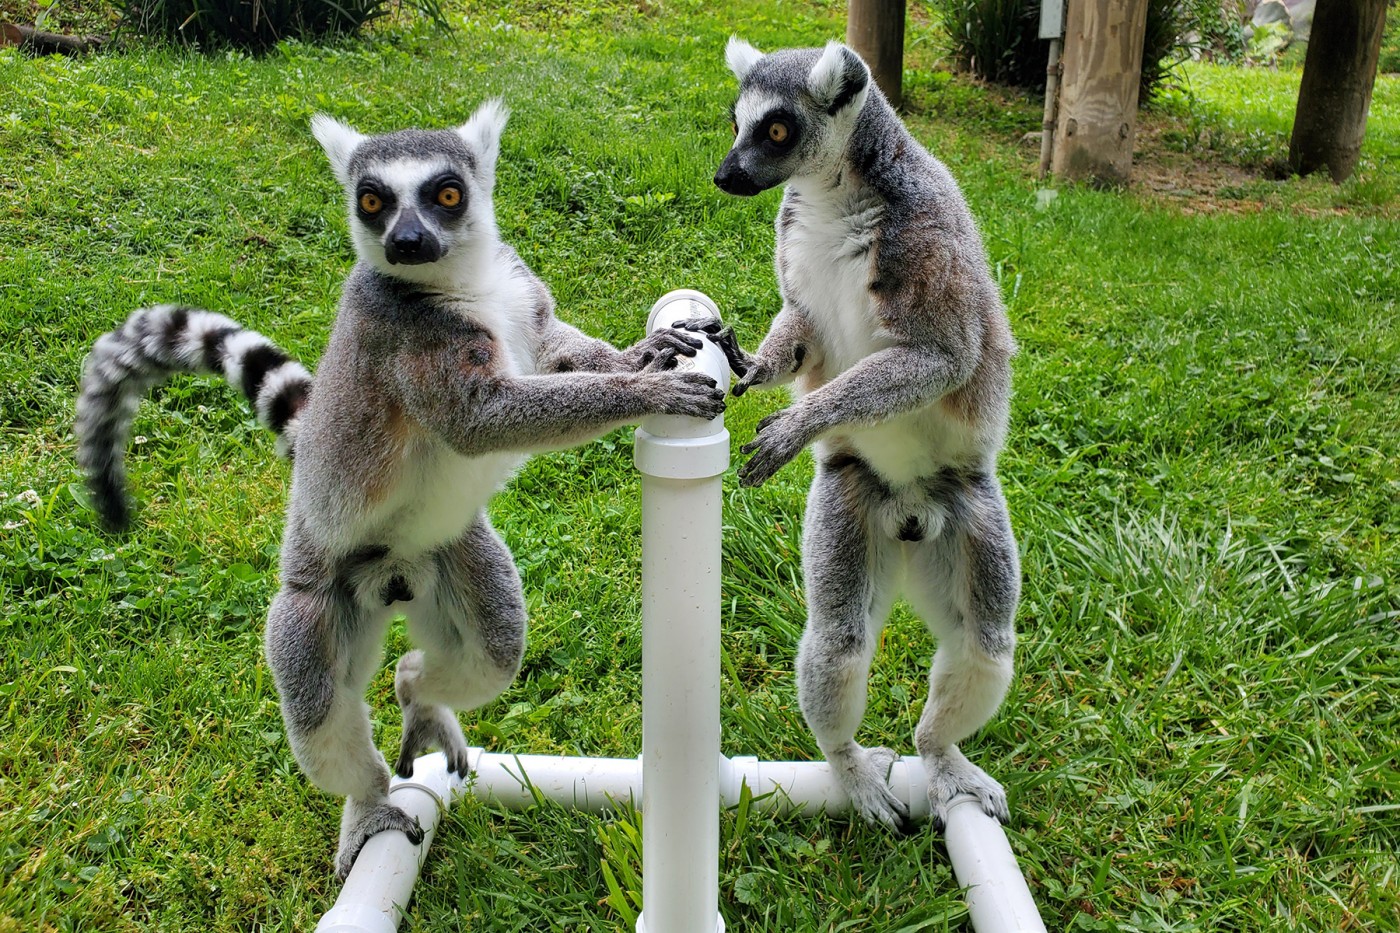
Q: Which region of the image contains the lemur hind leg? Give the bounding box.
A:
[795,464,909,830]
[264,586,421,880]
[394,515,526,781]
[903,474,1019,828]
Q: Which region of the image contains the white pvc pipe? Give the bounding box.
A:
[634,289,731,933]
[945,795,1049,933]
[315,753,461,933]
[315,290,1046,933]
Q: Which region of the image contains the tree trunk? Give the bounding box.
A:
[847,0,906,109]
[1288,0,1388,182]
[1050,0,1149,187]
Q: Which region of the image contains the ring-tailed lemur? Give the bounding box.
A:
[691,40,1020,831]
[75,100,725,878]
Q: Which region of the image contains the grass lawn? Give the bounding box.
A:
[2,1,1397,930]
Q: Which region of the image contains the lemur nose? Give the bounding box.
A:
[385,213,442,265]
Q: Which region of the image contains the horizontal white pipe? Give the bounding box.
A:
[318,750,1043,933]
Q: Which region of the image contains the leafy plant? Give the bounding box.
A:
[115,0,449,51]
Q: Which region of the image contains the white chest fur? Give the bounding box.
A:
[779,183,888,375]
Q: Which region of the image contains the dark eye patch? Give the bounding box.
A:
[355,180,394,227]
[753,108,798,151]
[420,173,467,215]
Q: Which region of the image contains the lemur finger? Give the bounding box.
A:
[755,410,785,433]
[677,315,723,335]
[675,317,750,376]
[656,327,704,351]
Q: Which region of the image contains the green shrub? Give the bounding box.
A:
[116,0,448,50]
[938,0,1187,104]
[1381,0,1400,74]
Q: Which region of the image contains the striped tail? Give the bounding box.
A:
[75,305,313,532]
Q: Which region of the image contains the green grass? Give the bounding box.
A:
[2,2,1398,931]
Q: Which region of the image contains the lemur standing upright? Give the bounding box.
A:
[695,40,1020,831]
[75,100,725,877]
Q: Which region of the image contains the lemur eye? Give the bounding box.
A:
[437,186,462,209]
[731,121,738,137]
[768,121,790,144]
[359,192,383,214]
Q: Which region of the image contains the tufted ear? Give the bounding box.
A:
[455,98,510,188]
[806,41,870,115]
[725,36,764,82]
[311,114,365,186]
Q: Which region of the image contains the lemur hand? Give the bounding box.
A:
[739,407,811,486]
[651,370,727,420]
[623,327,704,371]
[678,317,750,379]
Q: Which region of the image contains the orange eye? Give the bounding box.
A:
[768,121,789,144]
[437,186,462,208]
[359,192,382,214]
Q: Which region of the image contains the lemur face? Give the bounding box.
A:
[312,100,508,284]
[714,39,870,196]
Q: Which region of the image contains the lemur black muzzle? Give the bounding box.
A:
[385,212,443,265]
[714,153,765,197]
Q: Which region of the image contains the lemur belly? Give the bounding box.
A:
[367,448,524,556]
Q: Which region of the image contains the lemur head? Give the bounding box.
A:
[311,99,509,286]
[715,38,871,196]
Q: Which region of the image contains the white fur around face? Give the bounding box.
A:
[726,36,764,81]
[311,114,365,186]
[733,92,785,142]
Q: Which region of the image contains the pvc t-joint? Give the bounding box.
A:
[634,289,731,480]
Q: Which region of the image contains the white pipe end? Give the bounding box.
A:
[636,911,726,933]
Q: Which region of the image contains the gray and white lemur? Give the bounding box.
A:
[75,100,725,878]
[694,39,1020,831]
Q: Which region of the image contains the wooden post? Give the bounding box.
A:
[1288,0,1388,182]
[847,0,906,109]
[1050,0,1149,186]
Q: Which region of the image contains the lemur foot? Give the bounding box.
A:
[830,744,911,832]
[395,700,471,779]
[924,747,1009,830]
[335,798,424,880]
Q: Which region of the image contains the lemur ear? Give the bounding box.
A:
[725,36,764,82]
[456,98,510,188]
[807,42,870,116]
[311,114,365,187]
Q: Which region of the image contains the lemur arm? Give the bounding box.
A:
[536,316,703,374]
[393,343,725,457]
[736,314,982,487]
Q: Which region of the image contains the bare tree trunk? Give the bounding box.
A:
[1050,0,1149,187]
[1288,0,1388,182]
[847,0,906,109]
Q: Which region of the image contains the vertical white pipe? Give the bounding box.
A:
[634,290,730,933]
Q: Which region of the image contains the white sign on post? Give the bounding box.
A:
[1040,0,1064,39]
